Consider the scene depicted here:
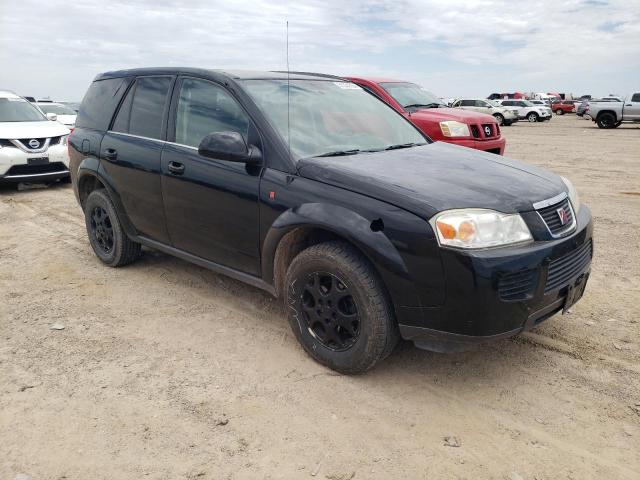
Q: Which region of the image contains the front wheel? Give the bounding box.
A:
[556,109,564,115]
[493,113,505,126]
[285,241,399,374]
[84,189,141,267]
[527,112,539,123]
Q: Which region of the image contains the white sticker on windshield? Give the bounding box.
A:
[333,82,361,90]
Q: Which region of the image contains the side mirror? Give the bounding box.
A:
[198,131,262,164]
[46,112,58,121]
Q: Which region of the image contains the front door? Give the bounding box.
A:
[161,77,262,276]
[625,93,640,121]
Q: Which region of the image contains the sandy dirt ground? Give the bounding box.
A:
[1,114,639,480]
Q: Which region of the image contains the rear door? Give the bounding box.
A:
[624,93,640,120]
[99,75,175,243]
[161,76,262,275]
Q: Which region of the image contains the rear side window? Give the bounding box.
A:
[460,100,475,106]
[111,76,173,140]
[76,78,128,130]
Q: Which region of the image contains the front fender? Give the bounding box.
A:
[261,201,442,312]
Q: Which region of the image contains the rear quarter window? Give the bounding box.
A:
[76,77,130,131]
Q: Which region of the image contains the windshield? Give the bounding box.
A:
[37,104,76,115]
[242,79,427,160]
[378,82,445,109]
[0,97,46,122]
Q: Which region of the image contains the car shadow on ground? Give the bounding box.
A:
[130,246,554,387]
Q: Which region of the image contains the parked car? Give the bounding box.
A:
[69,68,593,373]
[346,77,506,155]
[35,102,77,128]
[495,99,552,122]
[586,92,640,128]
[551,100,576,115]
[0,90,71,184]
[450,98,518,126]
[530,99,551,108]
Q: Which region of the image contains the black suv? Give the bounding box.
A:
[69,68,593,374]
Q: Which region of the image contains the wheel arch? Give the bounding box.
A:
[262,204,415,308]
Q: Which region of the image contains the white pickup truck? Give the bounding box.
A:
[586,92,640,128]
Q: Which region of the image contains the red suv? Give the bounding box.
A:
[347,77,506,155]
[551,100,576,115]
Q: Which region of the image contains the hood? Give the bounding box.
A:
[409,107,496,125]
[0,120,70,139]
[298,142,565,218]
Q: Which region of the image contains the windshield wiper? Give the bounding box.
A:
[384,142,422,151]
[314,149,361,158]
[404,103,442,109]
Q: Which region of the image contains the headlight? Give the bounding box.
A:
[439,121,470,138]
[561,176,581,214]
[60,135,69,146]
[430,209,533,249]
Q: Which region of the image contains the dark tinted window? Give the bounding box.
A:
[460,100,475,106]
[175,78,249,148]
[76,78,128,130]
[111,84,135,133]
[128,76,172,139]
[631,93,640,102]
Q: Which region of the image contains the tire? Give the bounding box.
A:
[527,112,539,123]
[84,189,141,267]
[285,241,399,374]
[556,109,564,115]
[493,113,505,126]
[596,112,617,129]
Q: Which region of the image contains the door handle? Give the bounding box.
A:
[168,161,185,175]
[104,148,117,161]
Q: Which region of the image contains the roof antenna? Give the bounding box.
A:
[286,20,291,159]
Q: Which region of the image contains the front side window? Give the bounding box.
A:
[460,100,475,107]
[241,79,427,160]
[631,93,640,102]
[0,97,46,122]
[475,100,490,107]
[377,82,445,109]
[175,78,250,148]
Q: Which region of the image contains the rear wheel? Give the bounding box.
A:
[556,108,564,115]
[527,112,539,123]
[84,189,141,267]
[493,113,505,126]
[285,241,399,374]
[596,112,617,129]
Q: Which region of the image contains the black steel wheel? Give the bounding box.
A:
[285,241,399,374]
[300,271,360,351]
[84,189,141,267]
[596,112,617,129]
[90,206,114,254]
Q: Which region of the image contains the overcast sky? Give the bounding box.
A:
[1,0,638,101]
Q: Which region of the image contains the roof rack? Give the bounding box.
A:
[272,71,347,81]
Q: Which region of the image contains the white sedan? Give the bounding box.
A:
[35,102,77,128]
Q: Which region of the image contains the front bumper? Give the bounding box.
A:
[449,136,506,155]
[398,205,593,351]
[0,144,70,183]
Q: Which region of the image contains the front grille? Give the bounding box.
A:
[544,240,592,293]
[470,125,480,139]
[15,138,47,150]
[50,136,62,145]
[537,197,574,236]
[481,124,495,138]
[0,139,13,147]
[498,269,538,301]
[5,162,68,176]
